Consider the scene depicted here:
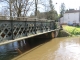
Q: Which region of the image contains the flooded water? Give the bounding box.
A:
[13,37,80,60]
[0,42,19,60]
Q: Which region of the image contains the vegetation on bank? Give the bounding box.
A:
[63,25,80,36]
[58,30,71,37]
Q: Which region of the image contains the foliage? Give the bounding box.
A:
[60,3,65,18]
[46,10,58,20]
[48,0,57,20]
[1,0,59,20]
[49,0,54,11]
[30,10,58,20]
[63,25,80,35]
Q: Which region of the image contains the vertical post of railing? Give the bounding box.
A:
[51,21,53,30]
[46,19,47,31]
[51,21,52,30]
[25,18,27,36]
[11,16,13,39]
[53,21,55,30]
[52,21,53,30]
[54,21,56,29]
[50,21,51,30]
[41,20,43,32]
[34,18,36,34]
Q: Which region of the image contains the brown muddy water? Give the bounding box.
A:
[12,37,80,60]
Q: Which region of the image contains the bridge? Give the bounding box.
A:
[0,16,60,46]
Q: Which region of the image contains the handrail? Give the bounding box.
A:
[0,16,55,21]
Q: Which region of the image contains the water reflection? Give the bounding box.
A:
[0,36,50,60]
[0,42,19,60]
[13,37,80,60]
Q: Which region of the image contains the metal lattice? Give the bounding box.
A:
[0,16,55,43]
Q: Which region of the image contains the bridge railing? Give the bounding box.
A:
[0,16,55,43]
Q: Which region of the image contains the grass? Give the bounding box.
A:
[63,25,80,36]
[58,30,71,37]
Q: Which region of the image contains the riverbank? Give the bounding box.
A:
[62,25,80,36]
[58,30,71,37]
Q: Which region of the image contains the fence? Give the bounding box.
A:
[0,16,55,43]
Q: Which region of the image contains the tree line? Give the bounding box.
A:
[0,0,66,20]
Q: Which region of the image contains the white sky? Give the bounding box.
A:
[53,0,80,13]
[0,0,80,14]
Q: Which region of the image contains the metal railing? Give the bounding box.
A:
[0,16,55,43]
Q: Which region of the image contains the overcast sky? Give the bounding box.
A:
[53,0,80,13]
[0,0,80,14]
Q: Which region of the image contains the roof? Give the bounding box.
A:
[65,9,80,13]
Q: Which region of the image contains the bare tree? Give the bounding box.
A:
[2,0,34,17]
[11,0,34,17]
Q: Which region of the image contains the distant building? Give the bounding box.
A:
[60,9,80,26]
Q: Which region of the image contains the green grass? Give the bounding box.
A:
[63,25,80,36]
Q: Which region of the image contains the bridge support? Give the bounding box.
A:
[54,30,59,37]
[51,32,55,38]
[45,30,59,39]
[44,32,55,39]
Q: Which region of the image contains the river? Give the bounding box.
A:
[13,36,80,60]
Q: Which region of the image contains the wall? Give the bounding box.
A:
[60,12,79,25]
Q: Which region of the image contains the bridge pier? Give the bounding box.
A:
[54,30,59,37]
[51,32,55,38]
[44,32,55,39]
